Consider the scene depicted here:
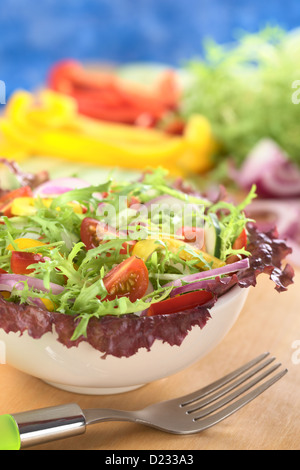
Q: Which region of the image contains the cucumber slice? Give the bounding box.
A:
[204,213,222,259]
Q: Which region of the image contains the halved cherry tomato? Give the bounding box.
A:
[233,228,247,250]
[146,290,213,316]
[226,228,248,264]
[80,217,136,254]
[10,251,44,275]
[103,256,149,302]
[0,186,33,217]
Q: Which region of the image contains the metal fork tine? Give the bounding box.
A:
[185,356,276,413]
[190,362,282,419]
[191,368,288,432]
[180,352,270,407]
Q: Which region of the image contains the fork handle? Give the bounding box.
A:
[0,404,86,450]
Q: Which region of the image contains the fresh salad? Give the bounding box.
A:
[0,161,294,358]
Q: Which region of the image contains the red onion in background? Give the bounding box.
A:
[231,139,300,199]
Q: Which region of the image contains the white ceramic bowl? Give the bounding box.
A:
[0,286,249,395]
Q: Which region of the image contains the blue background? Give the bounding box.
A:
[0,0,300,96]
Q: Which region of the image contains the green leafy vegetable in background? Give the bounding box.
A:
[181,27,300,167]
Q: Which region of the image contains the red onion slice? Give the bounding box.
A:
[169,278,231,297]
[164,258,250,288]
[34,177,90,197]
[0,274,64,295]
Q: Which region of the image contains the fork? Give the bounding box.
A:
[0,352,287,450]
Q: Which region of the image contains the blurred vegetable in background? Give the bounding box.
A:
[0,89,216,175]
[48,60,180,126]
[180,27,300,168]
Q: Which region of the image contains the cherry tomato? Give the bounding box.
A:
[103,256,149,302]
[0,186,33,217]
[10,251,44,275]
[146,290,213,316]
[226,228,248,264]
[233,228,247,250]
[80,217,135,254]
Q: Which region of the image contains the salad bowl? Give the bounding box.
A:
[0,162,294,395]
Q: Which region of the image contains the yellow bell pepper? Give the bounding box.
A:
[132,237,224,270]
[5,91,38,137]
[180,114,218,173]
[74,116,170,145]
[132,238,165,261]
[40,298,56,312]
[0,89,218,176]
[0,118,38,153]
[27,90,77,128]
[0,139,28,162]
[10,196,83,217]
[10,197,42,216]
[35,129,185,170]
[6,238,46,251]
[163,237,225,270]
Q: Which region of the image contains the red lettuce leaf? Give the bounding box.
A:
[236,223,294,292]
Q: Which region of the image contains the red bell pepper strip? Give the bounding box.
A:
[146,290,213,316]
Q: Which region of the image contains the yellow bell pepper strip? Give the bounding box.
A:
[132,237,225,270]
[6,238,46,252]
[0,89,218,176]
[35,129,185,170]
[10,197,83,217]
[163,237,225,270]
[38,90,172,145]
[180,114,218,174]
[0,140,28,162]
[5,91,39,137]
[131,238,165,262]
[10,197,41,216]
[40,298,56,311]
[24,90,175,146]
[27,90,77,128]
[0,118,38,153]
[73,115,171,145]
[4,89,170,145]
[0,91,184,173]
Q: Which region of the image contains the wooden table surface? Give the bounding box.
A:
[0,159,299,451]
[0,267,299,451]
